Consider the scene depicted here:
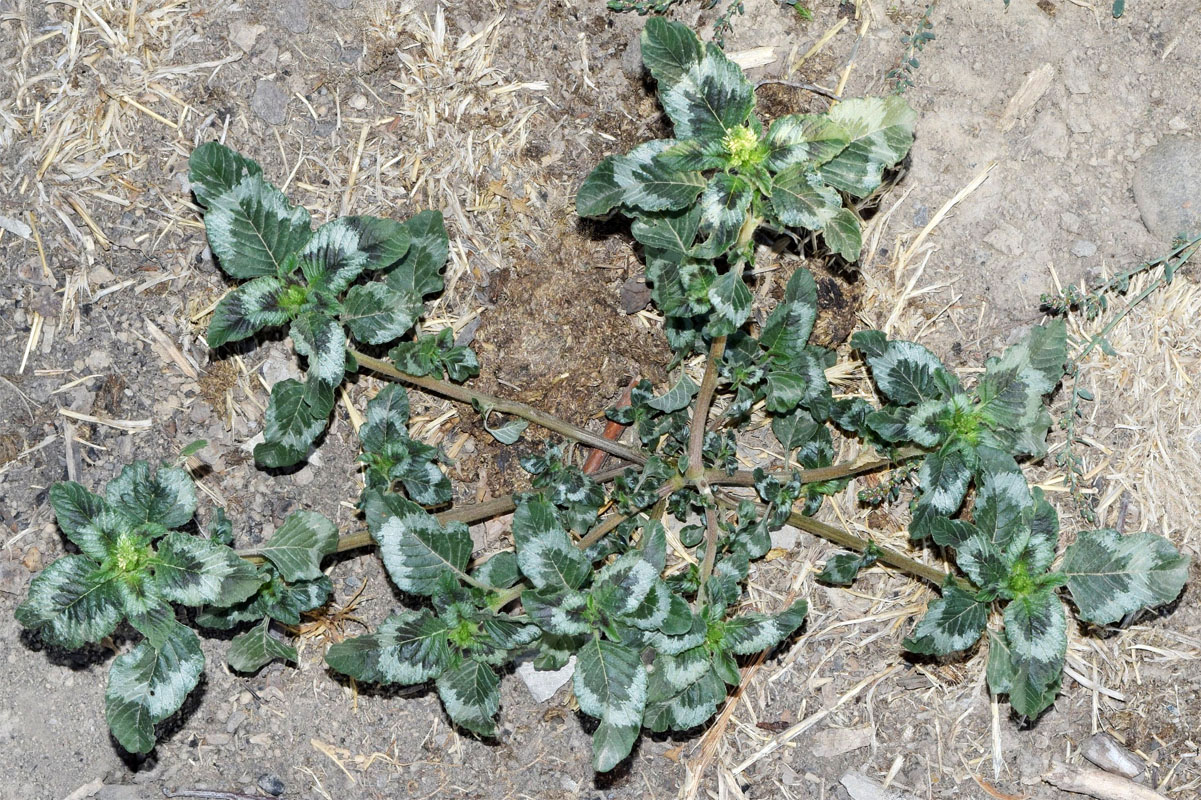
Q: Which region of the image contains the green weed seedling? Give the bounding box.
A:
[16,18,1190,775]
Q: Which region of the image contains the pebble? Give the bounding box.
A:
[225,708,246,734]
[1070,239,1097,258]
[278,0,309,33]
[0,560,28,594]
[515,655,576,703]
[251,80,290,126]
[1132,135,1201,241]
[258,774,286,796]
[228,21,265,53]
[347,93,368,110]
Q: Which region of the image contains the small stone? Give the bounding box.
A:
[812,725,873,758]
[1070,240,1097,258]
[1059,211,1082,233]
[1133,136,1201,241]
[0,560,28,595]
[769,526,799,551]
[984,223,1024,257]
[225,708,246,734]
[347,93,368,110]
[1082,732,1144,778]
[206,733,231,746]
[257,774,286,796]
[21,547,40,571]
[516,655,575,703]
[278,0,310,33]
[619,275,651,314]
[228,21,266,53]
[251,80,290,126]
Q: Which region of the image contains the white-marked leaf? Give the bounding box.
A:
[340,215,411,273]
[151,532,264,607]
[822,208,863,261]
[324,610,451,684]
[436,659,501,737]
[763,114,848,172]
[15,556,122,649]
[49,482,113,561]
[770,166,841,231]
[640,17,703,87]
[818,96,916,197]
[105,620,204,753]
[705,269,752,337]
[523,587,593,636]
[204,173,312,279]
[577,140,706,217]
[254,379,325,468]
[296,217,369,296]
[257,510,338,582]
[512,496,590,591]
[903,582,988,655]
[915,447,972,517]
[471,551,521,590]
[227,617,296,672]
[998,588,1066,718]
[693,173,752,259]
[631,206,701,263]
[974,468,1031,550]
[207,276,291,347]
[574,638,648,772]
[1063,528,1190,625]
[655,36,753,141]
[976,320,1066,455]
[385,210,448,299]
[851,330,955,406]
[289,314,346,387]
[341,280,422,345]
[360,384,411,452]
[188,141,263,208]
[647,374,699,413]
[106,462,198,530]
[371,495,472,595]
[643,648,727,733]
[719,600,807,655]
[760,267,818,359]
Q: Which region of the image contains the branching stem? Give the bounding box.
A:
[350,349,648,466]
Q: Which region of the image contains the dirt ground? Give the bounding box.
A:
[1,0,1199,798]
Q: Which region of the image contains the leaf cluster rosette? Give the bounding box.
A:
[843,322,1190,719]
[15,462,338,752]
[577,18,915,353]
[190,143,475,468]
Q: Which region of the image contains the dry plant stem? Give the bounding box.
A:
[713,490,948,587]
[577,474,685,550]
[1043,761,1167,800]
[350,349,648,466]
[697,504,721,604]
[755,78,843,101]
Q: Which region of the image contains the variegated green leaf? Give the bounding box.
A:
[915,446,972,517]
[340,215,410,273]
[631,205,701,263]
[655,38,753,141]
[655,137,729,171]
[360,383,410,452]
[256,510,338,582]
[817,96,916,197]
[574,637,648,772]
[1063,528,1190,625]
[643,647,727,732]
[324,610,451,684]
[639,16,703,87]
[296,217,369,296]
[718,600,807,655]
[974,468,1031,550]
[49,482,113,561]
[341,281,422,345]
[645,374,699,413]
[763,114,848,172]
[976,320,1066,455]
[471,551,521,590]
[769,166,841,231]
[384,210,447,299]
[986,628,1062,719]
[693,173,752,259]
[903,582,988,655]
[188,141,263,208]
[592,552,660,618]
[372,495,473,595]
[207,276,291,347]
[512,496,590,591]
[822,208,863,262]
[15,556,122,649]
[105,462,197,530]
[436,659,501,736]
[577,140,707,218]
[997,588,1066,718]
[227,617,296,672]
[254,379,326,468]
[290,314,346,387]
[151,532,263,607]
[104,620,204,753]
[851,330,956,406]
[705,269,752,337]
[760,267,818,360]
[203,172,312,279]
[524,587,593,636]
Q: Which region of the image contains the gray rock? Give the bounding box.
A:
[516,655,575,703]
[1133,136,1201,241]
[278,0,310,34]
[1070,239,1097,258]
[228,21,265,53]
[251,80,289,126]
[258,774,286,796]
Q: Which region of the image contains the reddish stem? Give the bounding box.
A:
[582,379,637,475]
